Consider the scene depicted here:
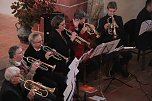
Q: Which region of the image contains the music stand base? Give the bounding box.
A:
[103,76,133,92]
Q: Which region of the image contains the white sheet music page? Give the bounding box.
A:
[89,43,105,58]
[139,20,152,35]
[79,48,94,63]
[108,39,120,53]
[64,57,80,101]
[90,39,120,58]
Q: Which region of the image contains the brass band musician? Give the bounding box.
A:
[7,45,56,100]
[96,1,126,45]
[66,10,100,83]
[0,66,54,101]
[95,1,132,77]
[47,15,77,76]
[24,32,67,100]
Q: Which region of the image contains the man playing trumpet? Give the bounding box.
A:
[96,1,126,45]
[7,45,56,100]
[95,1,132,77]
[0,66,54,101]
[66,10,101,83]
[24,32,67,100]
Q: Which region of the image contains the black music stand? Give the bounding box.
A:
[90,39,133,93]
[87,39,120,100]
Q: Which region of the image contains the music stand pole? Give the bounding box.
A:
[103,51,133,93]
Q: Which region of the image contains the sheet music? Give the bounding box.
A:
[139,20,152,35]
[64,57,80,101]
[79,48,93,63]
[90,39,120,58]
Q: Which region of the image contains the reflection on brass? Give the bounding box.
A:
[23,56,56,71]
[20,79,55,97]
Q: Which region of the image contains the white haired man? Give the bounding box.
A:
[0,66,53,101]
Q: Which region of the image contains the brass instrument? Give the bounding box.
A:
[85,23,101,38]
[64,28,90,46]
[42,45,69,63]
[107,15,118,39]
[20,79,55,97]
[23,56,56,71]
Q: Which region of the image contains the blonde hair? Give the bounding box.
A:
[4,66,20,81]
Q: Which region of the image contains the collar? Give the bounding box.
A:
[34,48,41,51]
[14,61,21,66]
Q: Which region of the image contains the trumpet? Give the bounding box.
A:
[42,45,69,63]
[107,15,118,39]
[20,78,55,97]
[23,56,56,71]
[85,23,101,38]
[64,28,90,46]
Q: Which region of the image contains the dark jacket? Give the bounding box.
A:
[47,29,75,75]
[135,7,152,50]
[0,80,29,101]
[96,14,125,46]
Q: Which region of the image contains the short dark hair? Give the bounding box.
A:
[74,10,87,19]
[8,45,20,59]
[51,15,65,29]
[146,0,152,6]
[107,1,117,9]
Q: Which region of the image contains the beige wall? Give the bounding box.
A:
[103,0,146,23]
[0,0,16,15]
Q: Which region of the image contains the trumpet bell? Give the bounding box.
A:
[23,79,56,97]
[23,56,56,71]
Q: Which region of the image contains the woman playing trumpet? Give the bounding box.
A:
[47,15,77,76]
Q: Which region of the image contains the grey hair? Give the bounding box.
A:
[8,45,21,59]
[74,10,87,19]
[28,32,42,43]
[4,66,20,81]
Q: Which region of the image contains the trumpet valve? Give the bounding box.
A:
[52,65,56,71]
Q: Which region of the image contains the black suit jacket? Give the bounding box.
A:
[0,80,29,101]
[24,44,57,87]
[96,14,125,46]
[47,29,75,75]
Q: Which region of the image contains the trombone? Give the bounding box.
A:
[23,56,56,71]
[20,78,56,97]
[42,45,69,63]
[64,28,90,46]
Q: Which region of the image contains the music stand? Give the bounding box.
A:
[81,39,120,100]
[90,39,133,93]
